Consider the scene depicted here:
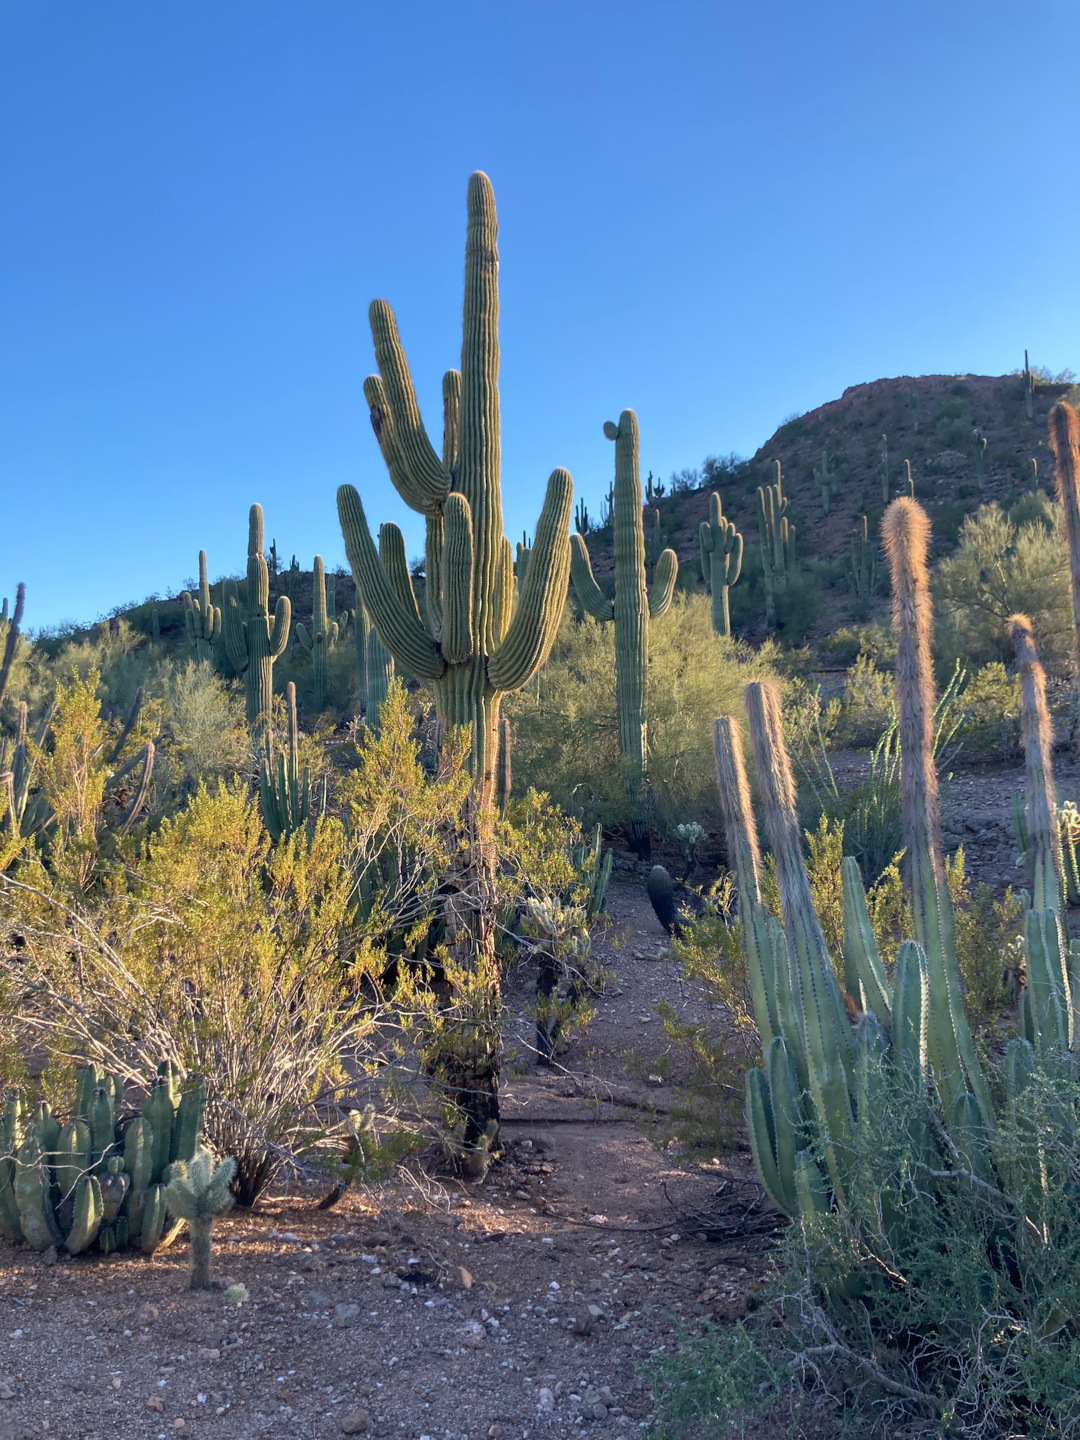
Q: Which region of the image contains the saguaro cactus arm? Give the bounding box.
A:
[569,534,614,620]
[648,549,678,617]
[337,486,446,681]
[488,468,573,690]
[365,302,452,514]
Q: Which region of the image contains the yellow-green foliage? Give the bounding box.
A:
[507,594,775,835]
[946,847,1025,1033]
[953,661,1022,758]
[829,653,895,748]
[934,501,1071,671]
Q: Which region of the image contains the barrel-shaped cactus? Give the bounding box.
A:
[181,551,219,663]
[570,411,677,855]
[337,173,572,808]
[698,492,742,636]
[222,505,291,733]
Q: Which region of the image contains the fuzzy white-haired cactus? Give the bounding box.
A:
[164,1145,235,1290]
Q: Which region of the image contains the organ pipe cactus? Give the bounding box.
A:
[259,681,312,842]
[337,172,572,805]
[295,556,344,711]
[0,1063,204,1256]
[1049,403,1080,689]
[570,410,678,856]
[164,1146,236,1290]
[756,460,793,629]
[222,505,291,732]
[698,492,742,636]
[181,551,219,663]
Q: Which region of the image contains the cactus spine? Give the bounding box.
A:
[181,551,219,663]
[756,460,793,629]
[698,492,742,636]
[570,411,678,855]
[338,173,572,804]
[1050,403,1080,689]
[294,556,343,711]
[222,505,291,732]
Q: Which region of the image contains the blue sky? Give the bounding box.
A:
[2,0,1078,629]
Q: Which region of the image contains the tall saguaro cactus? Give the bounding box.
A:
[699,492,742,636]
[295,556,343,711]
[569,410,678,855]
[1050,403,1080,689]
[756,460,793,629]
[222,505,291,733]
[181,551,219,663]
[336,174,572,1154]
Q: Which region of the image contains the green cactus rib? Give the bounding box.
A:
[223,504,291,732]
[65,1174,104,1255]
[840,857,892,1026]
[181,550,219,663]
[569,410,678,852]
[698,492,742,636]
[294,557,342,711]
[337,175,571,798]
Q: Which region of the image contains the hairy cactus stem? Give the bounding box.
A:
[882,498,990,1119]
[1049,403,1080,689]
[1008,614,1061,912]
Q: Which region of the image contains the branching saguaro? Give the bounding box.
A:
[223,505,291,733]
[1050,402,1080,688]
[336,173,572,1153]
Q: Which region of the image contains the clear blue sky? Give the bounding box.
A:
[2,1,1077,630]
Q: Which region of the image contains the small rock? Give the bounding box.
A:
[368,1230,392,1246]
[463,1319,486,1349]
[538,1385,556,1412]
[39,1246,58,1267]
[0,1380,14,1400]
[458,1266,473,1290]
[146,1397,163,1413]
[340,1408,369,1434]
[333,1302,361,1328]
[488,1425,503,1438]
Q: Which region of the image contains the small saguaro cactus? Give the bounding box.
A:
[570,410,678,856]
[644,507,663,572]
[259,682,313,842]
[756,460,793,629]
[1024,349,1035,421]
[1050,403,1080,689]
[0,582,25,715]
[813,447,836,514]
[879,433,890,505]
[222,505,291,733]
[1030,457,1039,492]
[181,551,219,663]
[698,491,743,636]
[496,714,512,817]
[849,515,877,599]
[163,1145,236,1290]
[906,378,920,431]
[973,427,987,486]
[573,498,591,536]
[903,457,915,497]
[294,556,343,711]
[354,604,395,727]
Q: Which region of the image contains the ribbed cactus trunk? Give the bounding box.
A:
[295,556,341,711]
[699,492,742,636]
[569,412,677,858]
[182,551,219,663]
[337,174,573,1155]
[1050,403,1080,691]
[882,497,990,1120]
[1009,613,1061,913]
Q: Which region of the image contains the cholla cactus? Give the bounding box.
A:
[675,821,705,873]
[164,1145,236,1290]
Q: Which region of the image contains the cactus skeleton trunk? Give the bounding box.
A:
[1050,403,1080,689]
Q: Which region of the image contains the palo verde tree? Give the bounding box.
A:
[336,172,572,1153]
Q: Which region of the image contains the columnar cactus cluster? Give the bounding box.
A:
[716,496,1079,1228]
[0,1062,205,1256]
[259,681,313,842]
[337,173,572,807]
[698,491,742,636]
[849,515,876,598]
[570,410,678,854]
[223,505,291,732]
[756,460,793,629]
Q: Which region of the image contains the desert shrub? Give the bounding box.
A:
[952,661,1022,759]
[934,394,974,448]
[646,1322,793,1439]
[506,596,775,839]
[934,502,1071,672]
[162,659,250,790]
[946,848,1024,1032]
[830,654,894,748]
[818,623,895,668]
